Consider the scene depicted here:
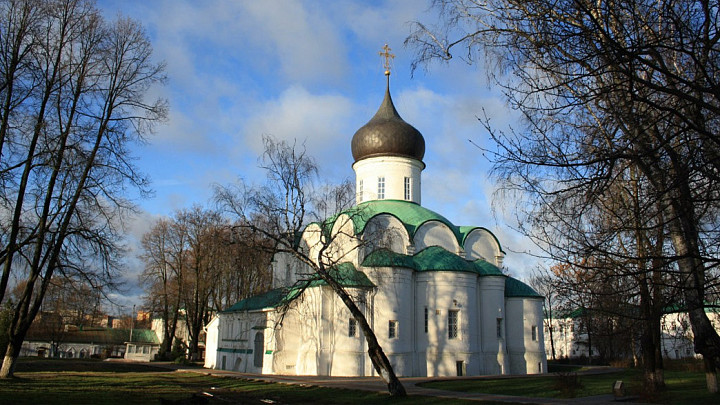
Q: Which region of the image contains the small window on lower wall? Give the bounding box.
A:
[388,320,398,339]
[349,318,357,337]
[448,310,459,339]
[496,318,503,339]
[424,307,428,333]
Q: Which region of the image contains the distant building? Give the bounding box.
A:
[21,325,160,361]
[544,307,720,361]
[151,314,206,359]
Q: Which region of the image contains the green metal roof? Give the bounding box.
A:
[25,327,160,345]
[311,262,375,288]
[504,277,542,298]
[319,200,504,254]
[324,200,463,243]
[362,246,504,276]
[223,263,374,313]
[223,288,290,313]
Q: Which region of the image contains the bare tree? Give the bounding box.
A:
[141,208,273,361]
[209,223,273,313]
[408,0,720,391]
[43,276,104,328]
[0,0,166,377]
[175,207,225,361]
[215,136,406,397]
[529,266,562,361]
[141,218,183,359]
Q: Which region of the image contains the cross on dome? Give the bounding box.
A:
[379,44,395,76]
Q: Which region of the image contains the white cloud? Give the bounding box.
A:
[241,85,356,177]
[237,2,350,85]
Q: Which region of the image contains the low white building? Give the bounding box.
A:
[544,308,720,361]
[205,72,547,377]
[21,326,159,361]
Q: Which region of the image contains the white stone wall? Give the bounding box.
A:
[506,297,546,374]
[416,271,481,376]
[478,276,508,374]
[266,286,373,376]
[365,266,414,376]
[414,221,461,254]
[210,310,271,373]
[125,343,159,362]
[362,214,409,257]
[353,156,423,204]
[203,316,219,369]
[463,228,505,268]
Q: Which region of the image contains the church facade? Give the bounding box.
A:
[204,73,547,377]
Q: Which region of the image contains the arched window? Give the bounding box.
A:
[253,332,264,368]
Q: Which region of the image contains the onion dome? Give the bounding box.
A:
[351,78,425,163]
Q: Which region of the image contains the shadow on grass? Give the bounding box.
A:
[14,358,166,373]
[0,369,494,405]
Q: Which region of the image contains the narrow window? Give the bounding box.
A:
[388,320,398,339]
[424,307,428,333]
[253,332,264,368]
[378,177,385,199]
[448,310,459,339]
[532,325,538,341]
[349,318,357,337]
[404,177,411,200]
[358,180,363,202]
[497,318,503,339]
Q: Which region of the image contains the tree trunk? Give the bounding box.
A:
[548,324,556,361]
[638,270,664,392]
[318,266,406,396]
[357,306,406,396]
[0,334,23,378]
[666,201,720,378]
[705,357,718,394]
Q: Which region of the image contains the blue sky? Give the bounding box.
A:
[96,0,538,310]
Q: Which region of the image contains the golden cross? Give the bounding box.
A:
[379,44,395,75]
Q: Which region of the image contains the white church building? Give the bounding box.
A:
[204,70,547,377]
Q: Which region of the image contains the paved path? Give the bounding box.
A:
[150,363,638,404]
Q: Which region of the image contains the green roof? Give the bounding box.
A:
[312,262,375,288]
[223,263,374,313]
[323,200,462,243]
[362,246,505,276]
[504,277,542,298]
[223,288,290,313]
[25,327,160,345]
[319,200,504,253]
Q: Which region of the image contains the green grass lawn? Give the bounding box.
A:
[419,368,720,405]
[0,358,491,405]
[3,358,718,404]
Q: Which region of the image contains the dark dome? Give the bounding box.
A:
[351,84,425,163]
